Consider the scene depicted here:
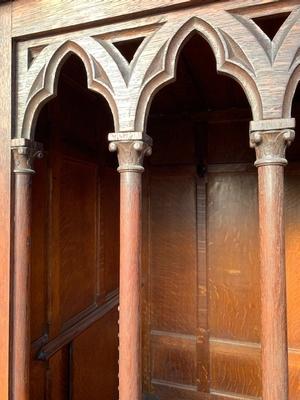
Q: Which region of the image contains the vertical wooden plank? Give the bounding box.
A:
[196,178,209,392]
[0,4,11,400]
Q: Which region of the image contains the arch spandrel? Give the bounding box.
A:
[228,6,300,120]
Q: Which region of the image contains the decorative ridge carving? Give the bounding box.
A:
[249,129,295,167]
[11,138,43,174]
[218,28,255,76]
[272,9,300,64]
[231,13,273,65]
[109,140,152,173]
[232,9,300,67]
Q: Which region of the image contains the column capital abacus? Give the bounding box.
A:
[11,138,43,174]
[249,119,295,167]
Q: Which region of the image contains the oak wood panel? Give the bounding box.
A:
[146,166,208,398]
[30,156,49,400]
[210,340,261,397]
[150,170,198,334]
[72,307,119,400]
[102,166,120,295]
[0,4,11,399]
[151,333,197,386]
[58,157,98,326]
[29,358,47,400]
[48,349,69,400]
[207,172,260,343]
[286,174,300,349]
[207,121,254,164]
[152,383,261,400]
[288,351,300,399]
[31,155,49,342]
[197,180,209,392]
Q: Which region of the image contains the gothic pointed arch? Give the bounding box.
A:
[17,37,127,139]
[132,16,262,132]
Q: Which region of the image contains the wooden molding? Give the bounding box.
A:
[37,290,119,361]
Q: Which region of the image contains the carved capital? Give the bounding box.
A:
[109,140,152,173]
[11,138,43,174]
[249,129,295,167]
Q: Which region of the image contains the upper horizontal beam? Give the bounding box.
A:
[11,0,277,39]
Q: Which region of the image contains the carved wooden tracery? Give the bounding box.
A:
[16,5,300,141]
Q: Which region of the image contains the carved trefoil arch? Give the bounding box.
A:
[16,37,130,140]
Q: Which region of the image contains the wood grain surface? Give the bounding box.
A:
[29,55,119,400]
[5,1,300,399]
[0,4,11,399]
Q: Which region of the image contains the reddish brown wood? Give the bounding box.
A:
[258,164,288,400]
[12,171,33,400]
[0,3,11,399]
[37,290,119,361]
[119,170,143,400]
[109,139,151,400]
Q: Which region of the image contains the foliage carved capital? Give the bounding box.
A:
[109,140,152,173]
[11,138,43,174]
[249,129,295,167]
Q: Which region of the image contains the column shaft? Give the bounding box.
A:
[109,139,151,400]
[12,172,33,400]
[119,171,142,400]
[11,139,42,400]
[250,126,295,400]
[258,165,288,400]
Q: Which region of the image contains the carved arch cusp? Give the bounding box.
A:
[131,13,262,132]
[17,37,129,139]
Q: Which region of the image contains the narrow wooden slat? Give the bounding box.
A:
[196,178,209,392]
[37,290,119,361]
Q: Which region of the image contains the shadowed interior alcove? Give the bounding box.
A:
[142,32,262,400]
[30,54,120,400]
[141,30,300,400]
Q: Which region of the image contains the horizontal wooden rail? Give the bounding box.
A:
[37,289,119,361]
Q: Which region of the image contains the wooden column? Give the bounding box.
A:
[11,138,43,400]
[109,139,152,400]
[250,123,295,400]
